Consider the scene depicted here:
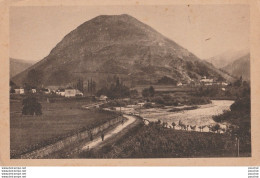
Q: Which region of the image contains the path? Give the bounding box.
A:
[81,114,136,150]
[82,101,105,109]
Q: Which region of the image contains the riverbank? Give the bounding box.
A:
[140,100,234,127]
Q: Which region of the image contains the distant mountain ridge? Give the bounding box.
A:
[12,14,234,88]
[10,58,34,78]
[222,53,250,81]
[205,48,249,69]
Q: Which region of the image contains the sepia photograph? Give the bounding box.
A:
[8,4,251,160]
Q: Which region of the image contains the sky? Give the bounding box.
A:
[10,5,249,62]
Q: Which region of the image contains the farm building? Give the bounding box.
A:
[200,76,213,86]
[65,89,83,97]
[31,89,37,93]
[14,88,24,94]
[56,89,65,96]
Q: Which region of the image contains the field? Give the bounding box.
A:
[10,97,119,158]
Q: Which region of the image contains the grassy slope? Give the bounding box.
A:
[81,123,250,158]
[10,99,118,157]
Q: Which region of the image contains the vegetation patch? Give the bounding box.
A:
[81,122,248,158]
[168,106,199,112]
[10,99,119,158]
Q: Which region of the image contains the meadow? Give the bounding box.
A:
[10,97,119,158]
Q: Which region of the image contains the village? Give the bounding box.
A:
[10,75,229,98]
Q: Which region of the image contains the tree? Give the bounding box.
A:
[96,79,130,99]
[142,86,155,98]
[212,124,220,133]
[233,76,243,87]
[149,86,155,97]
[22,96,42,116]
[172,122,176,129]
[142,88,150,98]
[76,78,84,92]
[130,89,138,98]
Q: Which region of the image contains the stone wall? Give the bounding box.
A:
[20,116,124,159]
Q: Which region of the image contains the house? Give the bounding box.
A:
[65,89,77,97]
[177,82,182,87]
[65,89,83,97]
[194,126,200,132]
[200,76,213,86]
[201,125,210,132]
[31,89,37,93]
[99,95,108,101]
[186,125,191,131]
[42,88,50,94]
[14,88,24,94]
[75,90,83,96]
[56,89,65,96]
[143,119,150,126]
[221,82,229,86]
[174,125,182,130]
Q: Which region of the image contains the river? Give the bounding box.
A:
[114,100,234,127]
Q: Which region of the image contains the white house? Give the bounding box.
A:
[200,76,213,86]
[186,125,191,131]
[14,88,24,94]
[99,95,108,101]
[56,89,65,96]
[174,125,182,130]
[201,125,210,132]
[177,82,183,87]
[31,89,37,93]
[221,82,229,86]
[194,126,200,132]
[143,119,150,126]
[65,89,83,97]
[65,89,77,97]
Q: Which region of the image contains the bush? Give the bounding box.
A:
[22,96,42,116]
[142,86,155,98]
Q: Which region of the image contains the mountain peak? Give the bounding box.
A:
[12,14,232,87]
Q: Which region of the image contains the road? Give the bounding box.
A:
[81,114,136,150]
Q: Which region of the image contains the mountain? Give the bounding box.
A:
[11,14,234,88]
[222,53,250,81]
[10,58,34,78]
[205,48,249,69]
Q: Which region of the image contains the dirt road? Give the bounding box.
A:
[81,114,136,150]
